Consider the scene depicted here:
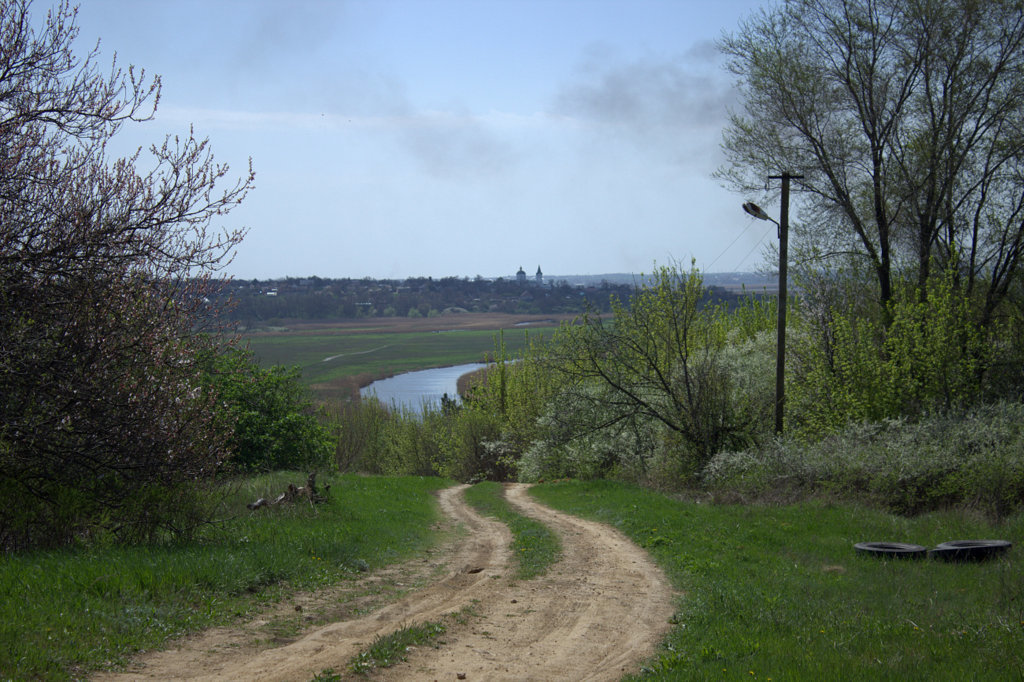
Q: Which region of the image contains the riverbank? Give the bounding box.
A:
[241,313,569,403]
[360,362,488,414]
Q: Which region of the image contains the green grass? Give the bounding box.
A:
[463,482,561,580]
[0,473,452,681]
[13,473,1018,680]
[348,619,448,675]
[530,479,1024,681]
[346,602,477,676]
[244,328,534,388]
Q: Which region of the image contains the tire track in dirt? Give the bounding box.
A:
[93,484,675,681]
[375,484,676,681]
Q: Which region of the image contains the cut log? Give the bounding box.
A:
[247,473,330,511]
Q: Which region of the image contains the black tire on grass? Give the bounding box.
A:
[854,542,928,559]
[929,540,1012,562]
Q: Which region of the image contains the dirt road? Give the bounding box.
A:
[95,484,675,681]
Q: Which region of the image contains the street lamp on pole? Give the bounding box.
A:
[743,172,802,434]
[742,201,774,224]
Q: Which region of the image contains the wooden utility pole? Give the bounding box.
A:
[768,172,802,434]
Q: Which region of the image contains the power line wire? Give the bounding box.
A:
[734,230,771,272]
[706,220,757,270]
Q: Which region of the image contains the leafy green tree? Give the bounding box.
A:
[456,330,568,477]
[201,348,333,472]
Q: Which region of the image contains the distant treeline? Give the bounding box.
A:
[215,275,759,324]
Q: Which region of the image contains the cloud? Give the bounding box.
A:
[229,0,347,74]
[684,39,723,63]
[398,110,517,180]
[551,43,738,161]
[156,107,519,182]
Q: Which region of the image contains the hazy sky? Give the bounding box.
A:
[73,0,771,280]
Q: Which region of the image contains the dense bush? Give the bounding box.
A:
[518,392,674,483]
[332,397,509,482]
[788,267,999,437]
[429,406,508,481]
[201,347,334,472]
[702,402,1024,519]
[333,398,391,472]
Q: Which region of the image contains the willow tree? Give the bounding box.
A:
[719,0,1024,322]
[0,0,253,549]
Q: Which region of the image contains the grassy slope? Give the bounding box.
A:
[529,480,1024,681]
[0,474,451,681]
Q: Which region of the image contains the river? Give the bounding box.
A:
[360,362,487,414]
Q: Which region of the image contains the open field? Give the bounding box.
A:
[241,313,574,400]
[533,480,1024,680]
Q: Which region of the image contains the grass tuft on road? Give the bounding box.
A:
[463,482,561,580]
[346,602,478,676]
[531,479,1024,680]
[348,619,448,675]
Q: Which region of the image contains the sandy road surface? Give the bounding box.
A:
[94,484,675,681]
